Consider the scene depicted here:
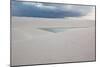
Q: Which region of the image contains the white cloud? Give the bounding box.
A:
[22,2,38,5]
[34,3,57,10]
[22,2,57,10]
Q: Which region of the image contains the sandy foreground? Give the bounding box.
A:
[11,17,95,66]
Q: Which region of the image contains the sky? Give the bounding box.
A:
[11,0,95,18]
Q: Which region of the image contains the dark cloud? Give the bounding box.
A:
[11,1,93,18]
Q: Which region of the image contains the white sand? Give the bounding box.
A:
[11,17,95,66]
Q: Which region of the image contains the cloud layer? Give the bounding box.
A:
[11,1,94,18]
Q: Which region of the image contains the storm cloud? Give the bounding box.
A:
[11,1,94,18]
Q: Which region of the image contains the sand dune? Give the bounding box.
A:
[11,16,95,66]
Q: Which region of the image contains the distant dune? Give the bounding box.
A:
[12,16,95,28]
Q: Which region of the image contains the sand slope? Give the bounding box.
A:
[11,17,95,66]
